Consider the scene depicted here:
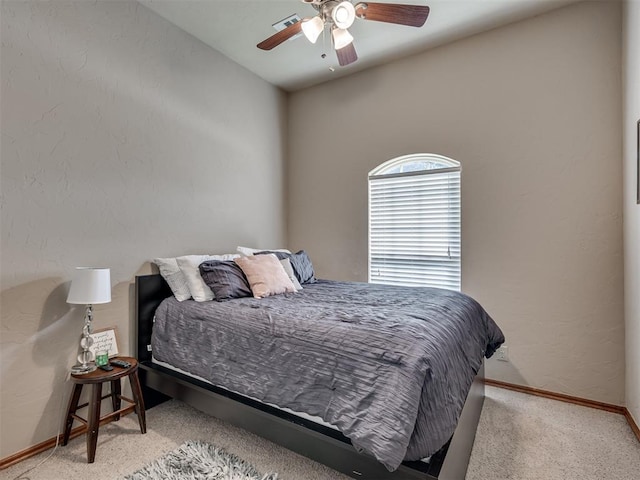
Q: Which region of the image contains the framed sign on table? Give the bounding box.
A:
[88,327,120,359]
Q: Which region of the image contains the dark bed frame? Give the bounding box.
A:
[135,274,485,480]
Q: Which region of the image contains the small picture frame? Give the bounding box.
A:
[89,327,120,359]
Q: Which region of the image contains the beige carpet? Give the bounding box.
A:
[2,386,639,480]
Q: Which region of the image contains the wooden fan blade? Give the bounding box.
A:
[336,42,358,67]
[257,21,303,50]
[354,2,430,27]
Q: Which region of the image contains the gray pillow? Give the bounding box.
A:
[199,260,252,301]
[257,250,316,284]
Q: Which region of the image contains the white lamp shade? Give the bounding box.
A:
[67,267,111,305]
[332,1,356,29]
[302,16,324,44]
[332,27,354,50]
[331,0,356,29]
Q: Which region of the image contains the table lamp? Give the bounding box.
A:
[67,267,111,374]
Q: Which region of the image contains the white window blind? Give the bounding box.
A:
[368,155,461,291]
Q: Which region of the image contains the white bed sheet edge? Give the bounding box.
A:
[151,355,340,430]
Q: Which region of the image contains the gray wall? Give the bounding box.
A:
[623,0,640,427]
[0,0,287,458]
[288,1,624,405]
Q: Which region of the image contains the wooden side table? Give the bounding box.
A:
[62,356,146,463]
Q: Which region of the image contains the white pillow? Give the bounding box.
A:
[236,246,291,257]
[176,254,239,302]
[153,257,191,301]
[280,258,303,291]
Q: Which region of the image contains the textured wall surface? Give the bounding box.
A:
[0,0,287,458]
[288,1,624,404]
[623,0,640,427]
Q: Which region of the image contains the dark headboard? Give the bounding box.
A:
[135,274,172,362]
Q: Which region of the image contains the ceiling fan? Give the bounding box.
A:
[256,0,430,67]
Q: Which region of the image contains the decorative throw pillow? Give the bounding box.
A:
[236,246,291,257]
[280,258,303,291]
[257,250,316,284]
[199,260,252,301]
[153,257,191,301]
[289,250,316,284]
[234,254,296,299]
[176,254,239,302]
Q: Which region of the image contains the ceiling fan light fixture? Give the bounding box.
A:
[332,27,353,50]
[301,16,324,44]
[332,1,356,29]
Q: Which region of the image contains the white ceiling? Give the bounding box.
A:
[139,0,581,92]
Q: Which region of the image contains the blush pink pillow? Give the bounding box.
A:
[234,254,296,299]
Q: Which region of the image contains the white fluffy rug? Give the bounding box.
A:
[123,440,278,480]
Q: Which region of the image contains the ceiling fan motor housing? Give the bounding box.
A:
[306,1,357,27]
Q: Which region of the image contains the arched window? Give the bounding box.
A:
[368,153,461,291]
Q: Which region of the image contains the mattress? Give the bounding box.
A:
[150,279,504,471]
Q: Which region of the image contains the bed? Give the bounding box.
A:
[135,273,503,480]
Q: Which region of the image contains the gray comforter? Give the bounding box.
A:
[151,280,504,471]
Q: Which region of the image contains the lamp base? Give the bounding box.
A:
[70,363,97,375]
